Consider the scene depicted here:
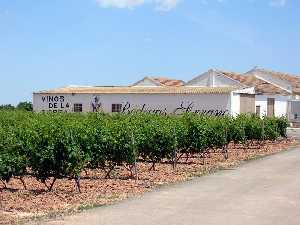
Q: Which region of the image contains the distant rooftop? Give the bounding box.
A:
[132,76,185,87]
[218,70,291,95]
[34,67,300,96]
[245,67,300,94]
[35,86,244,95]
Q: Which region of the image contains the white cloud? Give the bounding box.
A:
[96,0,182,11]
[96,0,145,9]
[155,0,181,11]
[95,0,287,11]
[269,0,287,7]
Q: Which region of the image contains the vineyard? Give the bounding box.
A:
[0,110,288,192]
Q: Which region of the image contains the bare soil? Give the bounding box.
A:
[0,139,294,225]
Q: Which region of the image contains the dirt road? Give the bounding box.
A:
[41,143,300,225]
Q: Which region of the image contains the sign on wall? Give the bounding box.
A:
[41,95,71,112]
[37,95,229,116]
[91,96,103,112]
[121,101,228,116]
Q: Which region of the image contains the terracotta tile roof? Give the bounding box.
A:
[35,86,242,95]
[216,70,291,95]
[149,77,185,87]
[245,68,300,95]
[132,76,184,87]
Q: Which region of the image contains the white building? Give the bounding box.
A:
[33,68,300,124]
[244,67,300,123]
[186,68,291,117]
[185,67,300,125]
[33,77,255,116]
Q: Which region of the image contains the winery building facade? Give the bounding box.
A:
[33,85,255,116]
[33,67,300,121]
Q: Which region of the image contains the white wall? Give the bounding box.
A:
[230,93,240,116]
[288,100,300,121]
[33,94,87,112]
[33,93,232,115]
[255,95,290,117]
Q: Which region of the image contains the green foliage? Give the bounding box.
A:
[0,104,15,111]
[276,117,289,138]
[0,101,33,112]
[27,114,88,183]
[226,116,245,144]
[235,114,265,141]
[16,101,33,111]
[135,114,176,164]
[263,116,280,140]
[0,112,28,183]
[184,114,209,153]
[0,110,289,188]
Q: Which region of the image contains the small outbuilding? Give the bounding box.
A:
[244,67,300,123]
[186,67,300,126]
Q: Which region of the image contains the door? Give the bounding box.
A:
[267,98,275,117]
[240,94,255,113]
[256,105,261,117]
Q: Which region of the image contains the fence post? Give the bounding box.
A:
[131,131,138,181]
[173,127,177,171]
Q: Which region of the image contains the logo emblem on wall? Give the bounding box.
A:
[91,96,102,112]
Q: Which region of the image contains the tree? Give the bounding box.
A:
[17,102,33,111]
[0,104,15,110]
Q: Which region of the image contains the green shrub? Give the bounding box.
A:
[0,110,289,188]
[263,117,280,140]
[135,114,176,168]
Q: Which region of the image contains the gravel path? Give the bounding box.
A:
[287,127,300,140]
[40,143,300,225]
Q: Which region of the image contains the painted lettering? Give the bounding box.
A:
[42,95,70,111]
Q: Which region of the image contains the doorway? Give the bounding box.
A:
[267,98,275,117]
[240,94,255,113]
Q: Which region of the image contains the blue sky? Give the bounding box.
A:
[0,0,299,104]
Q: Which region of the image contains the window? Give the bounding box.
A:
[74,103,83,112]
[112,104,122,112]
[256,105,261,117]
